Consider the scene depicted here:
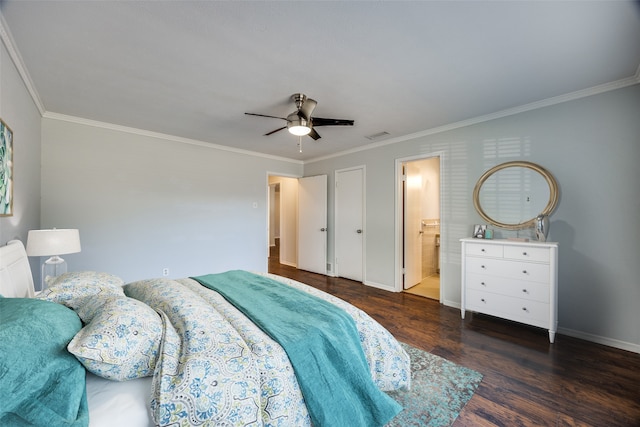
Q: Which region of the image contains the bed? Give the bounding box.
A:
[0,240,410,427]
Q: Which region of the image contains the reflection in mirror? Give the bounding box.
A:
[473,161,558,230]
[479,167,550,225]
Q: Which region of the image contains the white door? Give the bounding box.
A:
[335,167,364,281]
[298,175,327,274]
[403,163,422,289]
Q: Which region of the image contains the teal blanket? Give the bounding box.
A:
[0,298,89,426]
[192,271,402,427]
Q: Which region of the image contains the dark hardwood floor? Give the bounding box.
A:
[268,248,640,426]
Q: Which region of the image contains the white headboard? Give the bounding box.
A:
[0,240,36,298]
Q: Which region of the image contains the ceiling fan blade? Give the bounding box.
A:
[245,112,287,121]
[311,117,355,127]
[308,128,321,140]
[265,126,287,136]
[299,98,317,121]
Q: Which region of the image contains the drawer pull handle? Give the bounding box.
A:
[481,248,485,252]
[523,252,528,256]
[522,270,527,274]
[481,265,486,269]
[522,307,528,312]
[481,298,486,303]
[522,289,528,293]
[481,282,486,286]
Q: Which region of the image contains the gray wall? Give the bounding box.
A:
[0,40,42,282]
[305,84,640,352]
[41,118,303,283]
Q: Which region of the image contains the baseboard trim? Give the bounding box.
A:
[442,303,639,354]
[443,300,461,310]
[363,280,395,292]
[279,260,297,268]
[558,327,639,354]
[339,276,639,355]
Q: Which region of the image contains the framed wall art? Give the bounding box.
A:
[0,118,13,217]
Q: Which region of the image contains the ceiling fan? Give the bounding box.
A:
[245,93,354,141]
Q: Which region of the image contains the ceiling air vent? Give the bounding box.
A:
[365,131,390,141]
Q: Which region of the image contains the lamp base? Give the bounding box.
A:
[42,255,67,290]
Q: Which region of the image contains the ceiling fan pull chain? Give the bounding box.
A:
[298,136,303,153]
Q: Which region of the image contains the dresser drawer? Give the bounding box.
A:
[465,242,504,258]
[465,272,550,303]
[504,245,550,263]
[466,257,550,283]
[466,289,549,328]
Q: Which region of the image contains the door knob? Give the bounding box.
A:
[356,229,362,234]
[320,228,326,232]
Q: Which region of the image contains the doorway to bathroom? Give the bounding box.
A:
[401,156,441,301]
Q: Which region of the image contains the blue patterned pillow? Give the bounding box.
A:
[37,271,125,322]
[67,297,162,381]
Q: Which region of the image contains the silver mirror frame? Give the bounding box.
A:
[473,161,559,230]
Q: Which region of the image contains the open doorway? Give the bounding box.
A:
[268,175,299,271]
[268,182,281,268]
[400,156,441,301]
[267,173,329,276]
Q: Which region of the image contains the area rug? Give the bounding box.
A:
[385,343,483,427]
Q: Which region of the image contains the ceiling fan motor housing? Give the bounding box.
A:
[292,93,307,110]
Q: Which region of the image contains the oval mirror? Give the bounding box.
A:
[473,161,558,230]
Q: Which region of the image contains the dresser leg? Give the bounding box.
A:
[549,330,556,343]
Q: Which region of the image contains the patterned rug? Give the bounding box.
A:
[386,343,483,427]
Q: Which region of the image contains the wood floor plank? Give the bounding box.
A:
[268,254,640,426]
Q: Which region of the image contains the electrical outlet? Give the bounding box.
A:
[162,268,169,276]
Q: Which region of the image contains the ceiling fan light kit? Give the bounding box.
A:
[245,93,354,148]
[288,124,311,136]
[286,112,311,136]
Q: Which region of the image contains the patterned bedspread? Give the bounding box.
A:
[124,273,410,427]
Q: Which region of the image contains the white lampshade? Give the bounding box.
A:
[26,229,81,290]
[26,229,81,256]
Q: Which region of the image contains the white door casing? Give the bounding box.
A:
[297,175,327,275]
[395,152,444,296]
[335,167,364,281]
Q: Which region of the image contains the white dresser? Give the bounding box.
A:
[460,238,559,343]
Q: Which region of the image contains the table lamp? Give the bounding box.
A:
[26,229,81,290]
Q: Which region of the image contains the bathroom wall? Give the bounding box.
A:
[419,157,440,279]
[421,219,440,278]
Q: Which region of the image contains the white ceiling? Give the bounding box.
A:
[1,1,639,161]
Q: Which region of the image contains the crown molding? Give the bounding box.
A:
[0,11,45,116]
[43,112,303,165]
[306,73,640,164]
